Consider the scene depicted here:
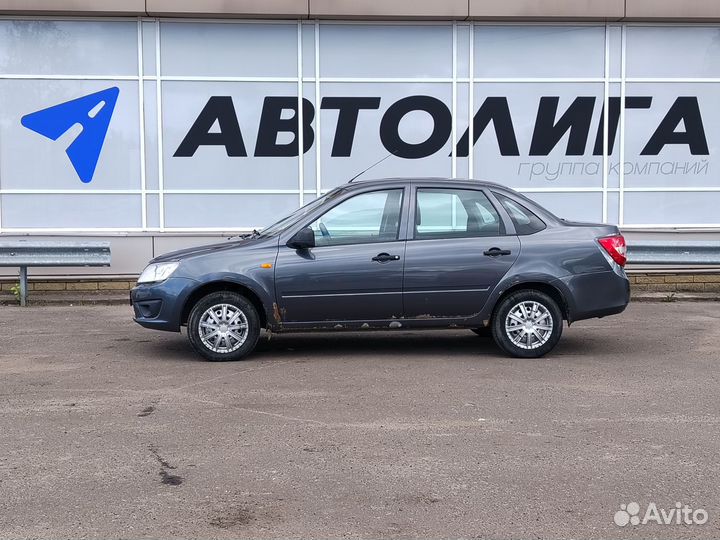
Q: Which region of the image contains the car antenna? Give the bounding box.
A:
[347,149,397,183]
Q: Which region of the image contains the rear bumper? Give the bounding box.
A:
[555,269,630,323]
[130,277,198,332]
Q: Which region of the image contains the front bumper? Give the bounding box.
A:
[130,277,198,332]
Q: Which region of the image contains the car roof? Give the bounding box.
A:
[345,177,510,190]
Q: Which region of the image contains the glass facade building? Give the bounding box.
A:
[0,18,718,273]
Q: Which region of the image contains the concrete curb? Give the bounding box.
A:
[631,292,720,302]
[0,292,129,306]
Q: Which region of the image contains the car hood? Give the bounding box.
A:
[150,237,259,264]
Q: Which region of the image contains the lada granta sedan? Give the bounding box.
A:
[131,178,630,360]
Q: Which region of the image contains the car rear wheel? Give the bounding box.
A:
[187,291,260,361]
[491,290,563,358]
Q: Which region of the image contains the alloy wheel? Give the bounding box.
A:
[198,303,249,354]
[504,300,554,350]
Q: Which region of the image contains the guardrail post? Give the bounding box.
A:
[19,266,28,307]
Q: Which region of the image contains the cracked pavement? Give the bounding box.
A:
[0,303,719,539]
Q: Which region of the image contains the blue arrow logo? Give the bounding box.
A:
[21,87,119,184]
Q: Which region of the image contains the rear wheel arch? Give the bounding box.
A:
[181,281,268,328]
[491,281,570,324]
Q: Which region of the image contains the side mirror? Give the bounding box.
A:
[287,226,315,250]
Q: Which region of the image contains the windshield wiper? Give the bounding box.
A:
[227,229,260,240]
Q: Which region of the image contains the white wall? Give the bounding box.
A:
[0,20,719,276]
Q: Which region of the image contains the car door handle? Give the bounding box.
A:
[372,253,401,263]
[483,247,512,257]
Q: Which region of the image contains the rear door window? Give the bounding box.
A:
[414,188,503,239]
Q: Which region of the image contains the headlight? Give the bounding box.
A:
[137,262,179,284]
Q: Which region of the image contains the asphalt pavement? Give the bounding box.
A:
[0,302,718,539]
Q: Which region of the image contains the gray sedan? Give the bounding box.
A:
[131,178,630,360]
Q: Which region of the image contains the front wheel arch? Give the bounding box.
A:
[181,281,268,328]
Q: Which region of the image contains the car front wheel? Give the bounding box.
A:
[187,291,261,361]
[491,290,563,358]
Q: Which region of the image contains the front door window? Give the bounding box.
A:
[308,189,403,246]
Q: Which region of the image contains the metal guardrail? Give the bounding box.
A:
[0,239,716,306]
[0,241,111,306]
[627,241,720,265]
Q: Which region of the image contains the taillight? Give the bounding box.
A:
[598,234,627,267]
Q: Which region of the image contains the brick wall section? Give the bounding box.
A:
[1,275,720,297]
[0,279,136,294]
[628,274,720,293]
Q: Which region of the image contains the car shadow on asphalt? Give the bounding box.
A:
[137,329,613,363]
[255,331,499,357]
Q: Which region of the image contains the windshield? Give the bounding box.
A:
[257,188,344,237]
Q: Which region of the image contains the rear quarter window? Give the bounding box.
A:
[494,192,546,235]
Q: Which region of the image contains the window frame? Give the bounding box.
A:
[296,186,408,248]
[409,185,512,241]
[492,191,547,236]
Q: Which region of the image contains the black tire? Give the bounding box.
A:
[187,291,261,361]
[491,290,563,358]
[471,327,492,338]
